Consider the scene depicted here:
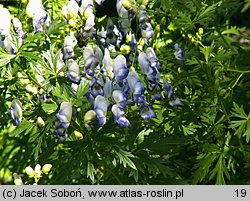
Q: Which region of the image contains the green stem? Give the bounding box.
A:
[106,167,123,185]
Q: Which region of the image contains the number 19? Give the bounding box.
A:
[235,189,247,197]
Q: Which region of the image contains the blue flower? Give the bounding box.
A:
[146,47,162,69]
[138,5,154,46]
[8,99,22,126]
[56,102,72,129]
[0,7,12,52]
[138,52,160,91]
[84,110,96,130]
[63,33,77,60]
[12,18,25,42]
[102,48,114,78]
[32,9,50,32]
[55,102,72,142]
[81,1,96,39]
[112,90,127,109]
[163,78,183,107]
[84,46,103,76]
[113,55,128,82]
[103,77,113,99]
[90,77,104,97]
[106,18,122,47]
[139,102,156,120]
[116,0,131,38]
[174,43,185,61]
[94,95,108,127]
[111,104,130,128]
[66,59,81,84]
[127,68,145,104]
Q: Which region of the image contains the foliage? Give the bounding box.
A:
[0,0,250,185]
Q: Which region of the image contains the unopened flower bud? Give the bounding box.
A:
[74,130,83,139]
[34,164,42,179]
[120,44,130,54]
[36,116,45,129]
[13,173,23,185]
[42,164,52,174]
[84,110,96,129]
[25,166,35,178]
[198,27,204,35]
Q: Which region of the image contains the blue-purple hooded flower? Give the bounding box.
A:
[139,102,156,120]
[90,77,104,97]
[84,46,103,76]
[174,43,185,61]
[63,33,77,60]
[163,78,183,107]
[127,68,145,104]
[111,104,130,128]
[8,99,22,126]
[66,59,81,84]
[94,95,108,127]
[146,47,162,69]
[56,102,72,129]
[112,90,127,109]
[113,55,128,82]
[138,5,154,46]
[102,48,114,78]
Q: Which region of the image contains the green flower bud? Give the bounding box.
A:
[25,166,34,178]
[37,116,45,129]
[84,110,96,129]
[74,131,83,140]
[42,164,52,174]
[120,44,131,54]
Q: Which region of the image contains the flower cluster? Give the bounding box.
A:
[57,0,183,134]
[26,0,50,32]
[4,0,183,142]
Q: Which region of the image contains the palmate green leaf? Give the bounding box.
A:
[41,102,58,114]
[230,102,250,142]
[136,129,153,144]
[114,148,137,170]
[209,154,230,185]
[0,51,16,67]
[192,153,218,184]
[231,102,248,119]
[200,41,215,63]
[76,79,89,99]
[8,121,34,137]
[221,26,246,36]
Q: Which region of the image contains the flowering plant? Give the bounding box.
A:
[0,0,250,184]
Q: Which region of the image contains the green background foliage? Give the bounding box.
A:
[0,0,250,185]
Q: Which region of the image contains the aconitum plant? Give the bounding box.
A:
[3,0,182,143]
